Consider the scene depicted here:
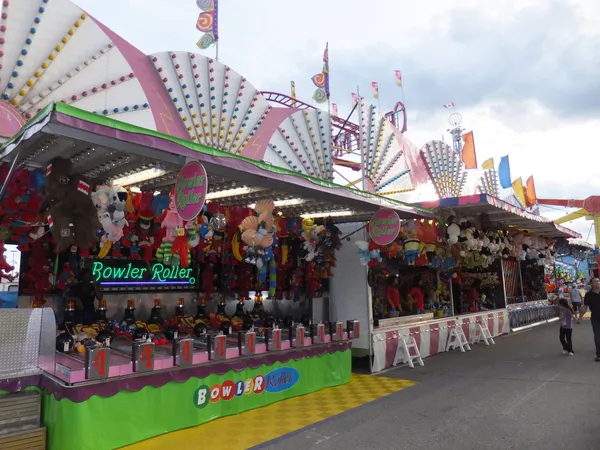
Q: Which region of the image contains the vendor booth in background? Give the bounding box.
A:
[0,101,427,450]
[346,138,582,373]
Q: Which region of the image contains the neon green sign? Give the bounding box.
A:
[91,261,196,286]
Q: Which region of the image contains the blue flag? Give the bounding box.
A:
[498,155,511,189]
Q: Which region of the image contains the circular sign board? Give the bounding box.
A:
[174,160,208,221]
[369,209,401,245]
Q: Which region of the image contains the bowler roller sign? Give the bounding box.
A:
[175,160,208,221]
[369,209,401,245]
[193,367,300,408]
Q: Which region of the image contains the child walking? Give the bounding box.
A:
[559,298,576,355]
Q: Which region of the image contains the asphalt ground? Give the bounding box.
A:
[259,319,600,450]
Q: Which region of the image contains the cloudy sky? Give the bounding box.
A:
[74,0,600,242]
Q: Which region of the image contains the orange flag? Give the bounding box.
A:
[461,131,477,169]
[525,176,537,207]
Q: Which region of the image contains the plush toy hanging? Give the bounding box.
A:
[156,189,186,266]
[239,200,276,269]
[0,241,14,282]
[136,192,156,261]
[402,220,420,265]
[21,239,52,304]
[355,241,382,266]
[41,157,100,252]
[92,185,126,259]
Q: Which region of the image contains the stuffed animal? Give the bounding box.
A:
[156,189,186,266]
[41,158,99,252]
[136,192,156,261]
[239,200,275,269]
[21,239,51,303]
[402,221,420,265]
[0,241,14,282]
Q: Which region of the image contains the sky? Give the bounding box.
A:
[73,0,600,242]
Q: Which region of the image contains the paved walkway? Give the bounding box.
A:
[262,320,600,450]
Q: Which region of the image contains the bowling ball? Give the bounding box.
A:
[133,328,149,341]
[193,323,207,337]
[243,316,254,331]
[96,330,113,346]
[56,333,73,353]
[220,320,231,335]
[164,326,179,341]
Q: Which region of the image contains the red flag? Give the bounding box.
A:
[443,103,455,109]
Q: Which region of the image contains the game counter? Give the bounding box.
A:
[1,322,356,450]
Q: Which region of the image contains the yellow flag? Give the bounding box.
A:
[512,177,526,207]
[482,158,494,170]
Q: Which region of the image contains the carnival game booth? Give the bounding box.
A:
[0,103,428,450]
[357,194,580,373]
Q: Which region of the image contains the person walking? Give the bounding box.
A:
[581,278,600,362]
[558,298,575,355]
[569,283,583,316]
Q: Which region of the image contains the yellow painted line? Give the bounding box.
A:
[121,375,416,450]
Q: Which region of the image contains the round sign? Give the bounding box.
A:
[174,160,208,221]
[369,209,401,245]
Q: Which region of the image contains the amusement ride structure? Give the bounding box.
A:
[0,0,418,202]
[537,196,600,244]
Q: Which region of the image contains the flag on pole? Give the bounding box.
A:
[351,93,357,106]
[332,103,339,117]
[290,81,296,108]
[461,131,477,169]
[322,42,330,97]
[371,82,379,99]
[481,158,494,170]
[443,103,455,109]
[498,155,511,188]
[525,176,537,207]
[196,0,219,49]
[394,70,403,87]
[512,177,526,208]
[311,43,329,104]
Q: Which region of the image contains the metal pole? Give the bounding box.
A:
[357,86,366,192]
[449,276,455,317]
[500,259,508,308]
[518,260,525,303]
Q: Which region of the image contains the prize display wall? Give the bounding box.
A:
[0,107,411,449]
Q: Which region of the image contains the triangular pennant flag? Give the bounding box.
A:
[481,158,494,170]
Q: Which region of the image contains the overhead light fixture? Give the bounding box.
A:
[206,186,266,200]
[110,168,168,187]
[247,198,305,209]
[301,210,354,219]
